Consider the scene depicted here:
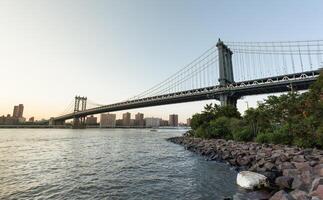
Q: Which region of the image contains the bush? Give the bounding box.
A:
[256,132,270,143]
[208,117,232,139]
[194,125,208,138]
[191,113,204,130]
[316,124,323,148]
[293,137,316,148]
[233,127,253,142]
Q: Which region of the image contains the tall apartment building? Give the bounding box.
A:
[122,112,131,126]
[100,113,116,127]
[169,114,179,127]
[13,104,24,118]
[145,117,160,128]
[13,106,19,118]
[135,112,144,127]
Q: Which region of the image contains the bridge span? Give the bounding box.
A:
[51,39,323,128]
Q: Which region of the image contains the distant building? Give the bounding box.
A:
[169,114,178,127]
[3,114,17,125]
[122,112,131,126]
[160,119,169,126]
[29,117,35,122]
[130,119,135,126]
[186,118,192,127]
[116,119,123,126]
[86,115,97,125]
[0,115,5,124]
[12,104,24,120]
[145,117,160,128]
[135,113,144,127]
[100,113,116,127]
[13,106,19,118]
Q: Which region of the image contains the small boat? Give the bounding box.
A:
[150,129,158,132]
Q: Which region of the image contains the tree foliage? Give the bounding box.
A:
[190,72,323,148]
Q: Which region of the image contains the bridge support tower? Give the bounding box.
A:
[72,96,87,129]
[217,39,238,107]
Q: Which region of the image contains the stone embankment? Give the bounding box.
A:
[167,136,323,200]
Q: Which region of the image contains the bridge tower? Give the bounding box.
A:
[217,39,238,107]
[72,96,87,129]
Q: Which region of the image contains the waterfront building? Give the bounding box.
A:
[0,115,5,124]
[12,104,24,120]
[116,119,123,126]
[130,119,135,126]
[145,117,160,128]
[159,119,169,126]
[122,112,131,126]
[100,113,116,127]
[3,114,17,125]
[135,112,144,127]
[86,115,97,125]
[13,106,19,118]
[16,104,24,118]
[169,114,178,127]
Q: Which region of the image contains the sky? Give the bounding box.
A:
[0,0,323,122]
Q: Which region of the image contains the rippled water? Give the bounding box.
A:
[0,128,242,199]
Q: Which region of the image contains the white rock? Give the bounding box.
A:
[236,171,269,189]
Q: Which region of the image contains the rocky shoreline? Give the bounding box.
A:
[167,136,323,200]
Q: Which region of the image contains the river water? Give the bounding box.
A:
[0,128,243,200]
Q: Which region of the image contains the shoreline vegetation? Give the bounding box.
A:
[168,72,323,199]
[189,72,323,149]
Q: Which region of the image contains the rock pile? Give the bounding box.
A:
[167,136,323,199]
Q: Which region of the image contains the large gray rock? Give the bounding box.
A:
[236,171,269,189]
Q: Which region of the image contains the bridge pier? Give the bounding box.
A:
[72,117,86,129]
[219,94,238,107]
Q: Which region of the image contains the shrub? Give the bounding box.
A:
[233,127,253,142]
[256,132,270,143]
[208,116,232,139]
[194,125,208,138]
[316,124,323,148]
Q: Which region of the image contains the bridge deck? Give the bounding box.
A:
[53,70,320,121]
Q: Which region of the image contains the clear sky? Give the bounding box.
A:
[1,0,323,122]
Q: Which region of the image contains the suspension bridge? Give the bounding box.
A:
[50,39,323,128]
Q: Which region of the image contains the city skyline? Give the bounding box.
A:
[1,0,323,121]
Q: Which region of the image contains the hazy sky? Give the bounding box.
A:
[1,0,323,122]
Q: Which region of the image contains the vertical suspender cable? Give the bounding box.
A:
[298,42,304,72]
[289,42,295,73]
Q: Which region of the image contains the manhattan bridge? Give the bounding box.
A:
[51,39,323,128]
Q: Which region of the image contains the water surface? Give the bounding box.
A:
[0,128,241,199]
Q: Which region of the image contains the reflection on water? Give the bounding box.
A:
[0,128,242,199]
